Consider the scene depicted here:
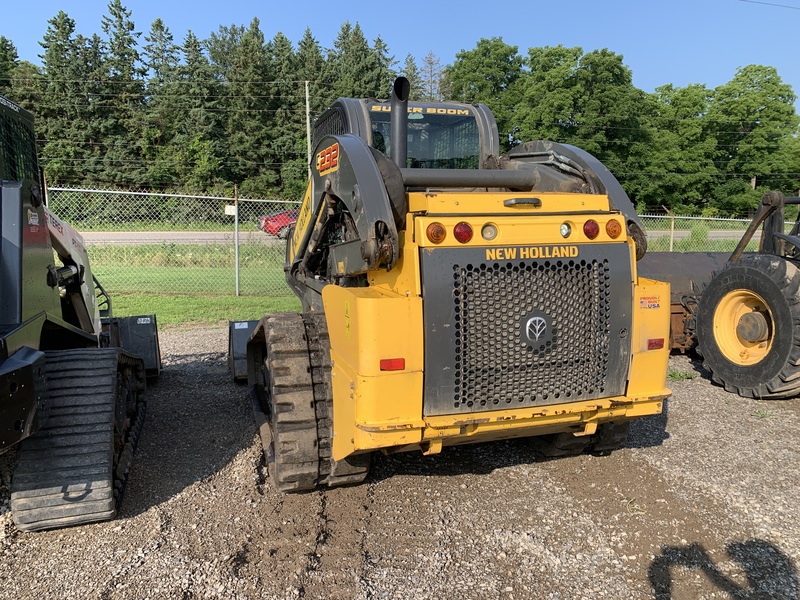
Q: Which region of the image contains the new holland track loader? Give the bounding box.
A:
[0,94,160,531]
[245,78,672,491]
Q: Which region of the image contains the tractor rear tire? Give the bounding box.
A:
[695,254,800,399]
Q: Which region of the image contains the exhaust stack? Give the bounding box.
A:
[390,77,410,169]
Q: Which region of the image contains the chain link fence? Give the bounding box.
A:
[47,188,768,298]
[47,187,300,297]
[640,214,761,253]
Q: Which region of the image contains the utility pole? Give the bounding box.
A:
[306,80,312,178]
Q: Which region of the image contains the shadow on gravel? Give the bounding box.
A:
[118,353,256,519]
[368,438,539,483]
[366,400,673,483]
[684,353,714,382]
[367,424,667,484]
[648,540,798,599]
[626,397,671,449]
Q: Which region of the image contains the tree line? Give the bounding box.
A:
[1,0,798,216]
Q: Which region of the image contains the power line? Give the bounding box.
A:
[738,0,800,9]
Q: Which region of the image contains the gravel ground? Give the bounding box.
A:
[0,324,798,599]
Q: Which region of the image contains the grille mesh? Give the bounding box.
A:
[452,259,611,410]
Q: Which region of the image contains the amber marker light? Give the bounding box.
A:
[453,222,473,243]
[606,219,622,239]
[426,222,446,244]
[583,219,600,240]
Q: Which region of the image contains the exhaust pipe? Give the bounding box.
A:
[390,77,410,169]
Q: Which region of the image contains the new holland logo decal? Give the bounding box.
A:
[520,310,554,349]
[486,246,579,261]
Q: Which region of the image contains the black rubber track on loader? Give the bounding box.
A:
[255,313,369,492]
[529,422,631,458]
[10,348,145,531]
[304,312,371,487]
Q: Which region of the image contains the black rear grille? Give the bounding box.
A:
[453,260,610,410]
[421,245,632,416]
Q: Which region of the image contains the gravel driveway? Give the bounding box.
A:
[1,325,798,599]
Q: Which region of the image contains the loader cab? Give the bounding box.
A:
[0,95,39,183]
[312,97,501,168]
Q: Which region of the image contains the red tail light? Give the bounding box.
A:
[453,222,473,244]
[583,220,600,240]
[380,358,406,371]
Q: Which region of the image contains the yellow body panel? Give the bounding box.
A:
[406,191,610,216]
[323,285,425,460]
[322,190,672,461]
[288,180,314,264]
[629,277,672,398]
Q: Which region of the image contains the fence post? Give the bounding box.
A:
[234,185,240,296]
[663,205,675,252]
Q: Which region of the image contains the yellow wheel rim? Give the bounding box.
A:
[714,289,773,365]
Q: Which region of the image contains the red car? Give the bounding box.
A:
[258,209,299,239]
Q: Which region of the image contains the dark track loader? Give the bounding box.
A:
[0,94,160,531]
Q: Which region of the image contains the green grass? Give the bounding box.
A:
[89,242,282,268]
[110,293,301,327]
[90,243,288,296]
[751,408,774,420]
[647,235,759,253]
[93,265,287,296]
[667,369,696,381]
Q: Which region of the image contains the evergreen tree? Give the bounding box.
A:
[371,35,396,98]
[5,61,42,113]
[72,34,111,187]
[225,18,273,193]
[0,37,18,94]
[205,24,244,82]
[297,28,328,115]
[266,32,306,198]
[420,52,443,102]
[170,30,225,192]
[142,18,181,187]
[400,54,423,101]
[38,11,84,185]
[295,28,328,188]
[328,22,387,98]
[100,0,146,187]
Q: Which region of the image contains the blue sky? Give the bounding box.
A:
[3,0,800,99]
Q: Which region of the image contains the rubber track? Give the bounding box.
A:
[304,313,370,487]
[10,348,145,531]
[260,313,369,492]
[262,313,320,492]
